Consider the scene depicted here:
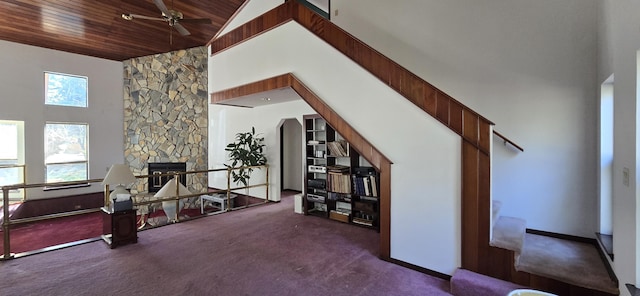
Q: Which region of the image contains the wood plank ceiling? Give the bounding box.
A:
[0,0,244,61]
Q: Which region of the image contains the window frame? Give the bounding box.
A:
[44,122,90,189]
[44,71,89,108]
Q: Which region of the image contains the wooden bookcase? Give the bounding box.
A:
[303,114,379,231]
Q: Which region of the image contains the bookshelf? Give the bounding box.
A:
[303,114,379,230]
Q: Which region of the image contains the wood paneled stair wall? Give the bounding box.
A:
[208,0,514,287]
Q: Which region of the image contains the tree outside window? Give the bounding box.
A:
[45,123,88,183]
[44,72,88,108]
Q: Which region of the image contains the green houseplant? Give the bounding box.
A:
[225,127,267,187]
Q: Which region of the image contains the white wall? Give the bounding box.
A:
[331,0,599,238]
[209,22,462,275]
[208,100,313,201]
[598,1,640,292]
[0,40,124,199]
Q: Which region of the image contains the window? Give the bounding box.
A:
[44,123,88,183]
[0,123,18,161]
[44,72,88,107]
[0,120,25,199]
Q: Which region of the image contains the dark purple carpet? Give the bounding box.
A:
[0,195,451,295]
[0,212,103,253]
[450,268,525,296]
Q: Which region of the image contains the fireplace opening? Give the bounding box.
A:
[147,162,187,193]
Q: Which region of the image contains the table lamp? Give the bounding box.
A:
[154,177,189,222]
[103,164,137,204]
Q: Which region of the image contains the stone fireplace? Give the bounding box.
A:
[123,46,208,195]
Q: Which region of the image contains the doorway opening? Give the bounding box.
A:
[279,118,303,199]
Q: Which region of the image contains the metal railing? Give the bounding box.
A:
[1,165,269,260]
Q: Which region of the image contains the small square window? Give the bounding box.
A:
[44,72,88,107]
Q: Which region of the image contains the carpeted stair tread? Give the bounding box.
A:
[490,216,526,254]
[450,268,526,296]
[515,233,619,295]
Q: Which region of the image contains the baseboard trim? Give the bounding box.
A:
[384,257,451,281]
[526,228,618,286]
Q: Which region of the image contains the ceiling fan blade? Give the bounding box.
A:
[173,23,191,36]
[123,13,166,21]
[153,0,172,17]
[179,18,212,24]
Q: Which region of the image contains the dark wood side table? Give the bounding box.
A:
[101,207,137,249]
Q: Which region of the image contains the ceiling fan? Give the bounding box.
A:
[121,0,212,44]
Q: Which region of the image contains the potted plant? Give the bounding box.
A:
[225,127,267,187]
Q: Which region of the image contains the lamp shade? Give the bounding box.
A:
[155,178,190,223]
[103,164,136,186]
[154,177,191,198]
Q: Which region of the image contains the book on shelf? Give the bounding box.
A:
[370,176,378,196]
[326,164,349,172]
[363,177,370,196]
[328,171,351,194]
[327,140,348,157]
[352,175,379,197]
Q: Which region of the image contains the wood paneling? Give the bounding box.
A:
[461,141,480,271]
[211,73,393,259]
[0,0,245,61]
[463,109,479,146]
[208,1,294,53]
[210,73,292,102]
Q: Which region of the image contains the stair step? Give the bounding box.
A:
[515,233,619,295]
[490,216,526,254]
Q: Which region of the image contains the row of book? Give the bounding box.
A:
[327,140,348,157]
[352,175,378,197]
[327,172,351,194]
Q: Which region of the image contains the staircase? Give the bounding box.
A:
[209,3,618,295]
[489,200,619,296]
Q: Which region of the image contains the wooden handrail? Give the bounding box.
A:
[493,130,524,152]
